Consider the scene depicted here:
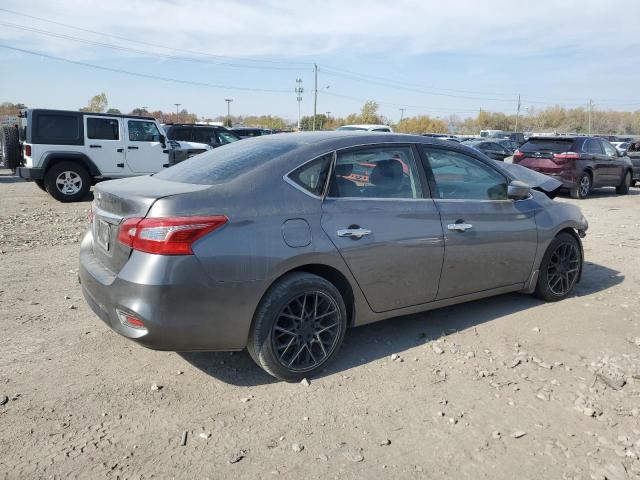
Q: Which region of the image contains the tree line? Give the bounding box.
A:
[3,94,640,135]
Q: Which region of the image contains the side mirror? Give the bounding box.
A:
[507,180,531,200]
[159,134,166,147]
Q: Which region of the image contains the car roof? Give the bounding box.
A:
[26,108,156,121]
[164,123,226,128]
[526,136,587,141]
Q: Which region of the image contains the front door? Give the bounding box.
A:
[420,146,538,300]
[601,140,624,185]
[83,116,124,175]
[321,145,445,313]
[125,119,168,174]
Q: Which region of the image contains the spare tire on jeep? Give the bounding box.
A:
[0,125,20,172]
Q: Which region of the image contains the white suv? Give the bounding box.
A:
[16,109,172,202]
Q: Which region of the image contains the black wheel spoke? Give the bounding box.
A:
[271,291,341,372]
[546,241,580,296]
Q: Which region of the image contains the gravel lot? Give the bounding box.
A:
[1,170,639,480]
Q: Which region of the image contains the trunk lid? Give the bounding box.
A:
[91,176,210,274]
[514,138,578,174]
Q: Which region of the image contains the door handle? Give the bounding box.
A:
[117,148,124,153]
[89,144,102,148]
[337,228,372,239]
[128,146,139,150]
[447,223,473,232]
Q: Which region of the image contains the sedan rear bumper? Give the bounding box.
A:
[79,231,267,351]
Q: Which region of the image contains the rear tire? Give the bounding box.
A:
[247,272,347,382]
[534,232,582,302]
[0,125,20,172]
[570,172,591,199]
[44,161,91,202]
[616,171,631,195]
[34,179,46,191]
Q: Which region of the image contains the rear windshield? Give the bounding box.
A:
[520,139,576,153]
[154,139,298,185]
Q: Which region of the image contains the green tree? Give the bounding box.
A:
[80,93,108,113]
[360,101,381,124]
[106,108,121,114]
[395,115,447,134]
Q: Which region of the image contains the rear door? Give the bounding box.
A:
[83,116,124,175]
[320,144,445,313]
[125,119,169,174]
[583,138,608,186]
[420,146,538,300]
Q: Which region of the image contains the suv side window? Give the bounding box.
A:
[328,146,423,199]
[422,147,508,200]
[192,128,217,144]
[216,131,240,145]
[584,139,603,154]
[601,141,618,157]
[87,118,119,140]
[168,126,192,142]
[128,120,161,142]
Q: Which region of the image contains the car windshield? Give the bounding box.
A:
[154,140,298,185]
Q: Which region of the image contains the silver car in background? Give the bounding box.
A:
[80,132,588,381]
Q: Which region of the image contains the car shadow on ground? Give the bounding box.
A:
[179,261,623,387]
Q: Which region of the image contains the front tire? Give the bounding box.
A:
[616,171,631,195]
[535,232,582,302]
[247,272,347,382]
[570,172,591,199]
[44,161,91,202]
[34,179,46,191]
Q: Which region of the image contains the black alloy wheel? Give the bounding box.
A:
[271,291,341,372]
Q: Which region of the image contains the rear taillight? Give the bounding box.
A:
[513,150,525,162]
[24,144,31,157]
[117,216,228,255]
[553,152,580,165]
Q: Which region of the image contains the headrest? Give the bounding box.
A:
[335,163,353,176]
[370,159,403,187]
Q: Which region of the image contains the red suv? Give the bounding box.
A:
[513,136,633,199]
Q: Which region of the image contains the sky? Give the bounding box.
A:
[1,0,640,123]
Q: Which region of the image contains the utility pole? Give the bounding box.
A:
[295,78,303,131]
[399,108,406,123]
[587,99,593,135]
[312,64,318,131]
[225,98,233,127]
[514,94,521,132]
[174,103,180,122]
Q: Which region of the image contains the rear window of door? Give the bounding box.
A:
[328,145,423,199]
[87,118,119,140]
[192,128,217,144]
[584,139,603,154]
[422,147,508,200]
[168,126,192,141]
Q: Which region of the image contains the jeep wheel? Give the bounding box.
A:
[35,179,46,192]
[0,125,20,172]
[44,162,91,202]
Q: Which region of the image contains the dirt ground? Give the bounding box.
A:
[1,169,639,480]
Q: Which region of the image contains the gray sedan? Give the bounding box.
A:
[80,132,588,381]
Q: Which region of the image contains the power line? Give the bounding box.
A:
[0,20,307,72]
[0,7,313,69]
[0,44,292,93]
